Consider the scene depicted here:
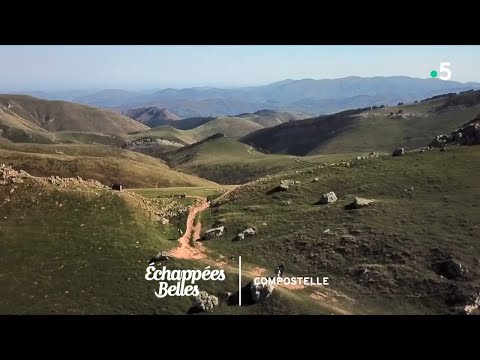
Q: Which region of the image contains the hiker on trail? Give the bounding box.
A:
[276,262,285,277]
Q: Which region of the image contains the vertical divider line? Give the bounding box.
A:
[239,256,242,306]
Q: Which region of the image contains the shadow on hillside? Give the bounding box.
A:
[344,203,357,210]
[227,282,255,307]
[266,187,285,195]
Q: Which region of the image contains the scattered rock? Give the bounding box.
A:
[341,235,357,243]
[430,116,480,147]
[250,281,275,304]
[312,177,319,182]
[191,291,219,312]
[392,148,405,156]
[404,187,414,192]
[243,228,256,236]
[433,259,470,280]
[280,200,292,206]
[318,191,337,204]
[347,197,375,209]
[294,181,301,185]
[204,226,225,240]
[280,180,295,187]
[235,227,257,241]
[150,251,170,263]
[323,229,330,234]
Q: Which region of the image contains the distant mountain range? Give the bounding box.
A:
[12,77,480,117]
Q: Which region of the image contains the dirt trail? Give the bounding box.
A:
[169,196,209,260]
[167,194,351,314]
[288,156,317,165]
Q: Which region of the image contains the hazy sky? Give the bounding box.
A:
[1,45,479,90]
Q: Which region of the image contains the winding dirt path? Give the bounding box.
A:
[167,194,352,314]
[169,196,209,260]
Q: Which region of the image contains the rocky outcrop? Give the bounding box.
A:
[281,180,295,187]
[392,148,405,156]
[0,164,31,185]
[429,115,480,147]
[150,251,170,263]
[250,281,275,303]
[191,291,219,312]
[122,137,184,150]
[204,226,225,240]
[236,227,256,241]
[318,191,337,204]
[433,259,470,280]
[0,164,107,190]
[347,197,374,209]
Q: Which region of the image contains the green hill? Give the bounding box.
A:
[188,117,263,139]
[242,92,480,155]
[0,142,217,188]
[0,95,149,144]
[128,125,199,145]
[164,134,356,184]
[0,169,332,314]
[209,145,480,314]
[238,109,311,127]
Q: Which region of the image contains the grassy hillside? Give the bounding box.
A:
[0,174,332,315]
[238,109,311,127]
[0,178,202,314]
[208,146,480,314]
[164,135,357,184]
[124,107,181,127]
[242,94,480,155]
[0,95,148,139]
[128,125,199,145]
[188,117,263,139]
[0,142,217,188]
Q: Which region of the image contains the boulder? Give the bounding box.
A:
[318,191,337,204]
[392,148,405,156]
[204,226,225,240]
[242,227,256,236]
[430,117,480,147]
[434,259,469,280]
[462,297,480,315]
[235,227,256,241]
[312,177,319,182]
[250,281,275,304]
[351,197,374,209]
[150,251,170,263]
[280,180,295,187]
[192,291,219,312]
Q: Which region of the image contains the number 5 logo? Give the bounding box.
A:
[439,62,452,81]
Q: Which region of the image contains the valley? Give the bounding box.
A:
[1,84,479,315]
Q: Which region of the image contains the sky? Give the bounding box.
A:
[1,45,479,90]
